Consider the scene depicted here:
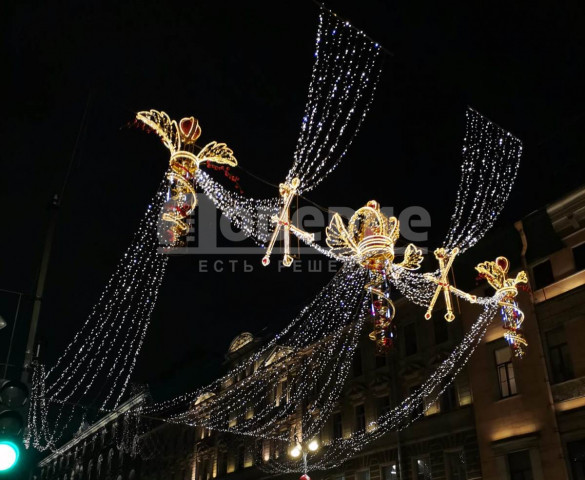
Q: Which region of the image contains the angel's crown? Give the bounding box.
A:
[350,200,399,260]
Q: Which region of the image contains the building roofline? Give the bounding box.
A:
[38,393,146,467]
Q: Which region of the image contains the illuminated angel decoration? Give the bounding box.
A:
[136,110,238,246]
[326,200,423,352]
[476,256,528,357]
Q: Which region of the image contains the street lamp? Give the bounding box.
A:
[288,435,320,480]
[0,316,6,330]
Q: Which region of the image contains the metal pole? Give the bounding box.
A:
[391,351,404,479]
[3,292,22,378]
[22,195,60,382]
[21,93,91,383]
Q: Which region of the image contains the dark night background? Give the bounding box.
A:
[1,0,585,400]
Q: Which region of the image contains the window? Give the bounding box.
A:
[567,439,585,479]
[456,375,473,406]
[573,243,585,272]
[381,463,398,480]
[353,348,363,376]
[356,470,370,480]
[433,316,449,345]
[376,353,388,369]
[508,450,533,480]
[532,260,554,289]
[355,404,366,432]
[445,450,466,480]
[217,450,227,475]
[495,347,517,398]
[281,380,289,404]
[377,395,391,417]
[404,323,418,356]
[547,327,574,383]
[414,456,432,480]
[441,382,458,412]
[333,412,343,440]
[237,444,245,470]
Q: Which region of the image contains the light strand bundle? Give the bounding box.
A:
[444,107,523,253]
[285,8,383,194]
[28,177,170,450]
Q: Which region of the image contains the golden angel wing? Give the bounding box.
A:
[136,109,181,154]
[325,213,359,257]
[475,261,507,289]
[196,141,238,167]
[513,271,528,287]
[397,243,424,271]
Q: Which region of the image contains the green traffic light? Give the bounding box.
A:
[0,440,19,472]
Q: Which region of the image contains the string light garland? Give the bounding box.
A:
[26,9,530,478]
[286,9,383,194]
[137,264,370,442]
[444,107,523,254]
[28,179,170,451]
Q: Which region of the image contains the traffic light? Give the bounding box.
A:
[0,380,29,474]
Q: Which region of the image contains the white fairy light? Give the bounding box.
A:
[444,107,523,253]
[286,9,383,194]
[28,177,170,451]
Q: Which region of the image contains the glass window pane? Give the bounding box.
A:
[498,365,510,397]
[508,450,533,480]
[356,470,370,480]
[381,464,398,480]
[573,243,585,272]
[533,260,554,289]
[495,347,512,364]
[446,450,466,480]
[415,457,432,480]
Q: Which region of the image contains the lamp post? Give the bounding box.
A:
[289,435,319,480]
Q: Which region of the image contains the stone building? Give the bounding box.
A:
[38,185,585,480]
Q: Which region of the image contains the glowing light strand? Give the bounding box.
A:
[286,9,383,194]
[444,107,523,253]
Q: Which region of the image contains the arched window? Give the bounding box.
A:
[97,455,103,479]
[107,448,115,471]
[129,470,136,480]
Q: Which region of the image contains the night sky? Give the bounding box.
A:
[2,0,585,398]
